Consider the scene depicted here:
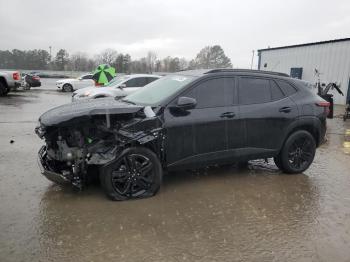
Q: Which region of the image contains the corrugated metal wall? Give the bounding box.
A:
[259,41,350,105]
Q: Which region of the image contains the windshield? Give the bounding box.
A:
[105,75,130,87]
[122,75,195,106]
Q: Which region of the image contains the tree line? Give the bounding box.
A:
[0,45,232,73]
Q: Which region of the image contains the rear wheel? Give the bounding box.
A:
[0,81,7,96]
[63,84,73,92]
[100,147,162,201]
[275,130,316,174]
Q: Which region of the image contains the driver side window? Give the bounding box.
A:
[184,77,235,109]
[125,77,147,87]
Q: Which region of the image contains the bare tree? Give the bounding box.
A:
[179,57,189,70]
[69,52,90,71]
[96,48,118,65]
[146,51,157,73]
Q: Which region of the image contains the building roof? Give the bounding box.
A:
[258,37,350,52]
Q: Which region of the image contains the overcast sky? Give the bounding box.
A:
[1,0,350,67]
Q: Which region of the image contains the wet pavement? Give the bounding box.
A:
[1,81,350,262]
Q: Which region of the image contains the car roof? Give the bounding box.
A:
[174,68,290,78]
[125,74,162,78]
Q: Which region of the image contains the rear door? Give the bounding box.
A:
[238,77,298,152]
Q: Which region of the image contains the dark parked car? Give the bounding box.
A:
[35,69,329,201]
[23,73,41,87]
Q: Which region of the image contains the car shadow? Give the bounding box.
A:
[0,92,37,106]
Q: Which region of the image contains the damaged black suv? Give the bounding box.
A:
[36,69,328,200]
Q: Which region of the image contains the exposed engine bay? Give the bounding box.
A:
[36,102,164,190]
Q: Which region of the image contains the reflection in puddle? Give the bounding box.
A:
[344,129,350,154]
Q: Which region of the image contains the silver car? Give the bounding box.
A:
[72,74,161,102]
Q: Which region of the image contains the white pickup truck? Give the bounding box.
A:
[0,71,21,96]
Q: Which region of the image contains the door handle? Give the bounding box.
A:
[279,107,292,113]
[220,112,236,118]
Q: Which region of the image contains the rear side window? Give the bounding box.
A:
[239,77,270,105]
[82,75,92,79]
[185,78,235,108]
[276,80,297,96]
[146,77,159,84]
[270,80,285,100]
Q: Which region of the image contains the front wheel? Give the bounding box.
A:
[100,147,162,201]
[275,130,316,174]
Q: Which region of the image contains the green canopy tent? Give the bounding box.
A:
[92,64,116,85]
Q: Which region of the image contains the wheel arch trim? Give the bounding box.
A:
[283,116,323,147]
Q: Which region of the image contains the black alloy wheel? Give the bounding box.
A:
[275,130,316,174]
[101,147,162,201]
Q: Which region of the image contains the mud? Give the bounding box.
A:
[1,82,350,262]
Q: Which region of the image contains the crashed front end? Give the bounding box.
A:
[35,99,163,190]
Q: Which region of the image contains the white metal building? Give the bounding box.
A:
[257,38,350,105]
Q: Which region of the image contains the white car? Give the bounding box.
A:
[56,74,94,92]
[72,74,161,102]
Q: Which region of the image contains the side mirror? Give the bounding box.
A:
[175,97,196,110]
[119,83,126,89]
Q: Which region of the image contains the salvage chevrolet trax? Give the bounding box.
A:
[36,69,328,201]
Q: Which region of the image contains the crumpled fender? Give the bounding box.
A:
[39,98,143,127]
[117,116,164,145]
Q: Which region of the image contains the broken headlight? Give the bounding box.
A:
[35,122,46,138]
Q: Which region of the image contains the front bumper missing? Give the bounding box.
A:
[37,145,70,185]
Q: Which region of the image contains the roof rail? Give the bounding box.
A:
[205,68,290,77]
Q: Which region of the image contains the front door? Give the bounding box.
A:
[164,77,236,169]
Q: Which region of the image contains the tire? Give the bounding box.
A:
[23,83,31,90]
[273,155,283,170]
[100,147,162,201]
[3,86,10,95]
[62,84,73,92]
[0,81,7,96]
[276,130,316,174]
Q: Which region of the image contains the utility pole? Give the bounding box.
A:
[250,50,255,69]
[49,46,52,61]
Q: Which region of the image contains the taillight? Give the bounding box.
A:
[316,101,330,115]
[13,72,20,81]
[95,81,102,87]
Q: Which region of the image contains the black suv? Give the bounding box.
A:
[36,69,328,200]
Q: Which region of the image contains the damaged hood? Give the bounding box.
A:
[39,97,143,127]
